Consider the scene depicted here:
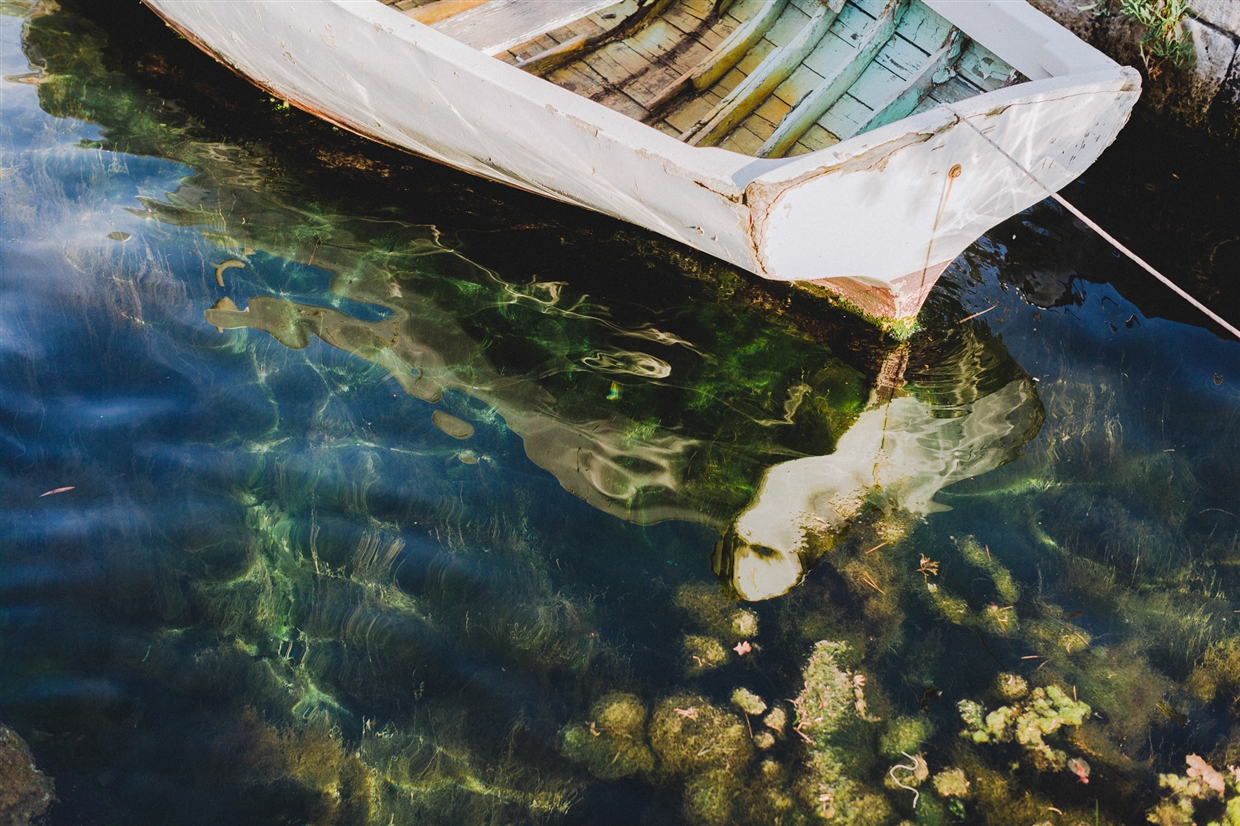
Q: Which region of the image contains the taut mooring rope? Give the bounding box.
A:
[947,106,1240,341]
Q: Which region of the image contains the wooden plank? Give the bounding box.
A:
[798,123,838,152]
[816,91,872,137]
[871,28,928,78]
[740,110,777,140]
[843,28,962,138]
[956,40,1017,91]
[434,0,621,55]
[662,92,719,132]
[682,0,844,146]
[628,19,682,61]
[546,62,609,98]
[772,63,825,107]
[596,89,650,121]
[584,40,652,85]
[719,123,766,154]
[734,37,777,75]
[893,0,950,54]
[754,93,793,125]
[839,56,907,110]
[801,6,876,78]
[644,0,790,112]
[759,0,907,157]
[403,0,488,25]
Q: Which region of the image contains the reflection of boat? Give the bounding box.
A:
[141,0,1138,328]
[713,331,1044,600]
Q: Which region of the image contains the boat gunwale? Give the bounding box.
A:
[207,0,1135,190]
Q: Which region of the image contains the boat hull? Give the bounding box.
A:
[143,0,1139,327]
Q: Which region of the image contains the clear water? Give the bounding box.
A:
[2,3,1240,825]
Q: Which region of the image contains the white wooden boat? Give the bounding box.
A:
[142,0,1139,330]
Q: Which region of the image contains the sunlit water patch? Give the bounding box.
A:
[2,3,1240,825]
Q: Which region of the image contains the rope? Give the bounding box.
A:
[947,106,1240,341]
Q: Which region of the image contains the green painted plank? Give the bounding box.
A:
[766,3,813,46]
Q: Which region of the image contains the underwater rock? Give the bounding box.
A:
[559,692,655,780]
[0,723,54,826]
[431,409,475,440]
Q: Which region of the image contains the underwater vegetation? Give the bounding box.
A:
[3,2,1240,825]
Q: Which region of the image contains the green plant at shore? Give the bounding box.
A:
[1121,0,1196,74]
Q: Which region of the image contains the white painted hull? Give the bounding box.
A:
[143,0,1139,324]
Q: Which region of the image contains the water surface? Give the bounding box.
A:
[3,3,1240,825]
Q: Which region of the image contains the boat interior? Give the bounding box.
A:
[380,0,1027,158]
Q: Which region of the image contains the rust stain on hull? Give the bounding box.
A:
[810,261,950,321]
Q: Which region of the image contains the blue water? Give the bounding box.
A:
[3,4,1240,825]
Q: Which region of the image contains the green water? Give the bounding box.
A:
[2,2,1239,824]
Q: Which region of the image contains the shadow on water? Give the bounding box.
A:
[2,1,1240,825]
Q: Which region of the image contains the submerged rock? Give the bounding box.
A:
[0,723,55,825]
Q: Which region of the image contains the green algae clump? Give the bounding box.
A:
[791,641,889,824]
[879,716,932,758]
[0,723,54,826]
[559,692,655,780]
[932,767,972,799]
[959,684,1089,770]
[684,634,729,673]
[732,688,768,717]
[649,694,753,776]
[650,694,754,825]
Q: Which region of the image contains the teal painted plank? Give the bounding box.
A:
[847,27,962,137]
[872,30,928,79]
[956,40,1018,91]
[839,57,906,110]
[818,92,872,137]
[759,0,906,156]
[895,0,951,54]
[848,0,887,18]
[766,3,812,46]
